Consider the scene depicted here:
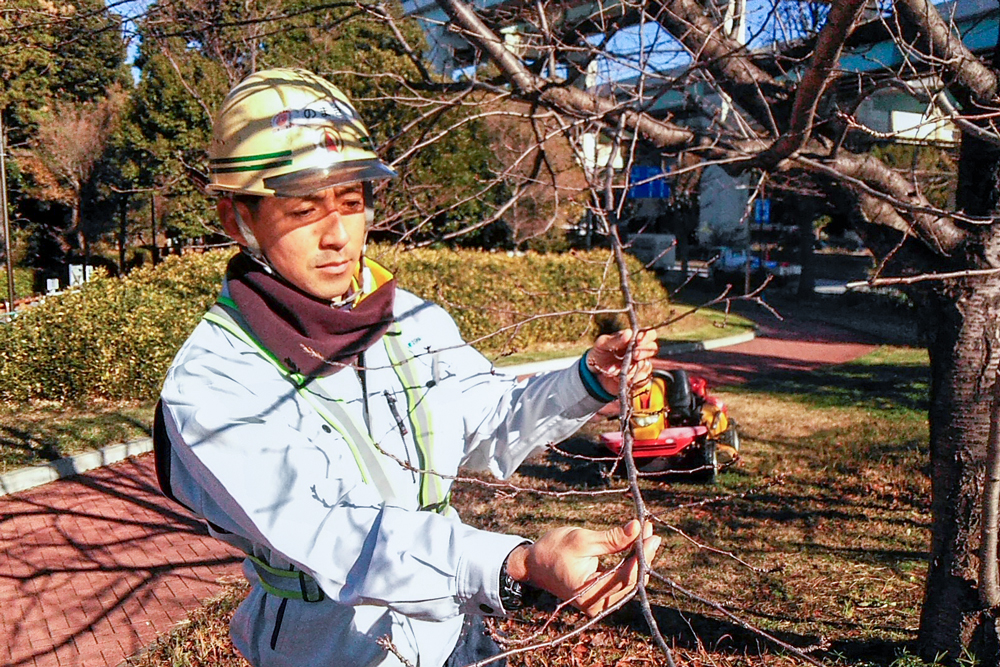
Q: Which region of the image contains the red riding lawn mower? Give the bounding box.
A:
[599,369,740,483]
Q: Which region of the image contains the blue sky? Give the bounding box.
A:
[597,0,833,83]
[106,0,151,75]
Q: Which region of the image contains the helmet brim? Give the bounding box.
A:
[262,159,397,197]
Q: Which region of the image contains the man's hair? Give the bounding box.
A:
[233,193,263,214]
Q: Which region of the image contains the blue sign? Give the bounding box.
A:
[754,198,771,224]
[628,166,671,199]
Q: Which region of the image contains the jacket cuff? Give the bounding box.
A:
[456,531,532,617]
[577,353,617,403]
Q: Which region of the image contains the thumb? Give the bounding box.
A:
[594,519,644,555]
[610,328,635,351]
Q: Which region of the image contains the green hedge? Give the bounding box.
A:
[0,247,669,403]
[0,252,229,403]
[373,245,669,351]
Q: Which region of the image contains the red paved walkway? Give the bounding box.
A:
[0,313,878,667]
[654,315,878,386]
[0,456,242,667]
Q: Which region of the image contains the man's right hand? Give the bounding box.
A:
[505,519,662,617]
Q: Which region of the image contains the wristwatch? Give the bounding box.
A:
[499,553,525,611]
[499,544,531,612]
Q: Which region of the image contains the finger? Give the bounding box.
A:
[606,533,662,598]
[633,332,659,359]
[576,556,643,616]
[579,530,662,616]
[641,533,661,565]
[588,519,642,556]
[627,359,654,380]
[599,328,633,353]
[636,328,657,348]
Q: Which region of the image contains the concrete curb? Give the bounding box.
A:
[0,329,757,498]
[654,329,757,356]
[0,437,153,498]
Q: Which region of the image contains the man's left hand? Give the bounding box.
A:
[587,328,658,398]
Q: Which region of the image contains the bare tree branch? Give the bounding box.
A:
[434,0,698,150]
[894,0,1000,103]
[761,0,868,166]
[647,0,788,134]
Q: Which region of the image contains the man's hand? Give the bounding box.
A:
[505,520,662,617]
[587,328,659,397]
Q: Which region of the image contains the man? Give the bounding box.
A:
[157,68,661,667]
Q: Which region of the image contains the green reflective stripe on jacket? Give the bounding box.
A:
[201,300,442,511]
[298,380,403,504]
[248,554,325,602]
[382,325,447,512]
[202,305,376,490]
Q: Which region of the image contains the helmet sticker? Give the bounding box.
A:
[323,129,344,152]
[272,99,358,131]
[271,110,292,130]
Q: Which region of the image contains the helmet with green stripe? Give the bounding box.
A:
[207,68,396,197]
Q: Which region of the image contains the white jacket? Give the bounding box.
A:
[159,283,606,667]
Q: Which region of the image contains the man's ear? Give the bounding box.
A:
[217,197,248,245]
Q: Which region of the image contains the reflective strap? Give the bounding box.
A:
[248,554,325,602]
[203,303,399,502]
[299,380,402,505]
[382,326,448,513]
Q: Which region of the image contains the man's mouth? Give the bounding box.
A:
[316,259,353,273]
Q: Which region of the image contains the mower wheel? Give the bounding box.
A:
[722,420,740,452]
[691,439,718,484]
[716,421,740,467]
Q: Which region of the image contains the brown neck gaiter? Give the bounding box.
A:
[225,252,396,377]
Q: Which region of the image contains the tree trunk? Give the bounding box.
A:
[796,215,815,298]
[920,279,1000,665]
[118,198,127,275]
[677,212,690,278]
[919,122,1000,665]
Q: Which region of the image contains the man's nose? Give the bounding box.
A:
[319,212,351,248]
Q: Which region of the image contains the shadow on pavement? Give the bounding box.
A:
[0,455,242,667]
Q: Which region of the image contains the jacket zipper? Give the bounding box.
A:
[357,351,372,437]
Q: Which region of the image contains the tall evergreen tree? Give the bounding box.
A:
[131,0,506,246]
[0,0,130,275]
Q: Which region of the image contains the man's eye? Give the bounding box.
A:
[292,208,316,218]
[340,199,365,213]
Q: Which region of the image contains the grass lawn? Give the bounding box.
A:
[123,344,935,667]
[0,401,155,475]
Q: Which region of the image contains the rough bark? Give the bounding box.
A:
[920,277,1000,666]
[981,365,1000,606]
[917,115,1000,665]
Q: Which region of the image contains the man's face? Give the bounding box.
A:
[224,184,368,300]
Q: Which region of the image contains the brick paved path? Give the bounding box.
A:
[654,315,879,386]
[0,313,878,667]
[0,456,242,667]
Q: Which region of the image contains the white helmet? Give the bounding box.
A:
[207,68,396,197]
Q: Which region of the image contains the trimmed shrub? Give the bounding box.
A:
[0,247,669,403]
[0,252,230,402]
[373,246,669,352]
